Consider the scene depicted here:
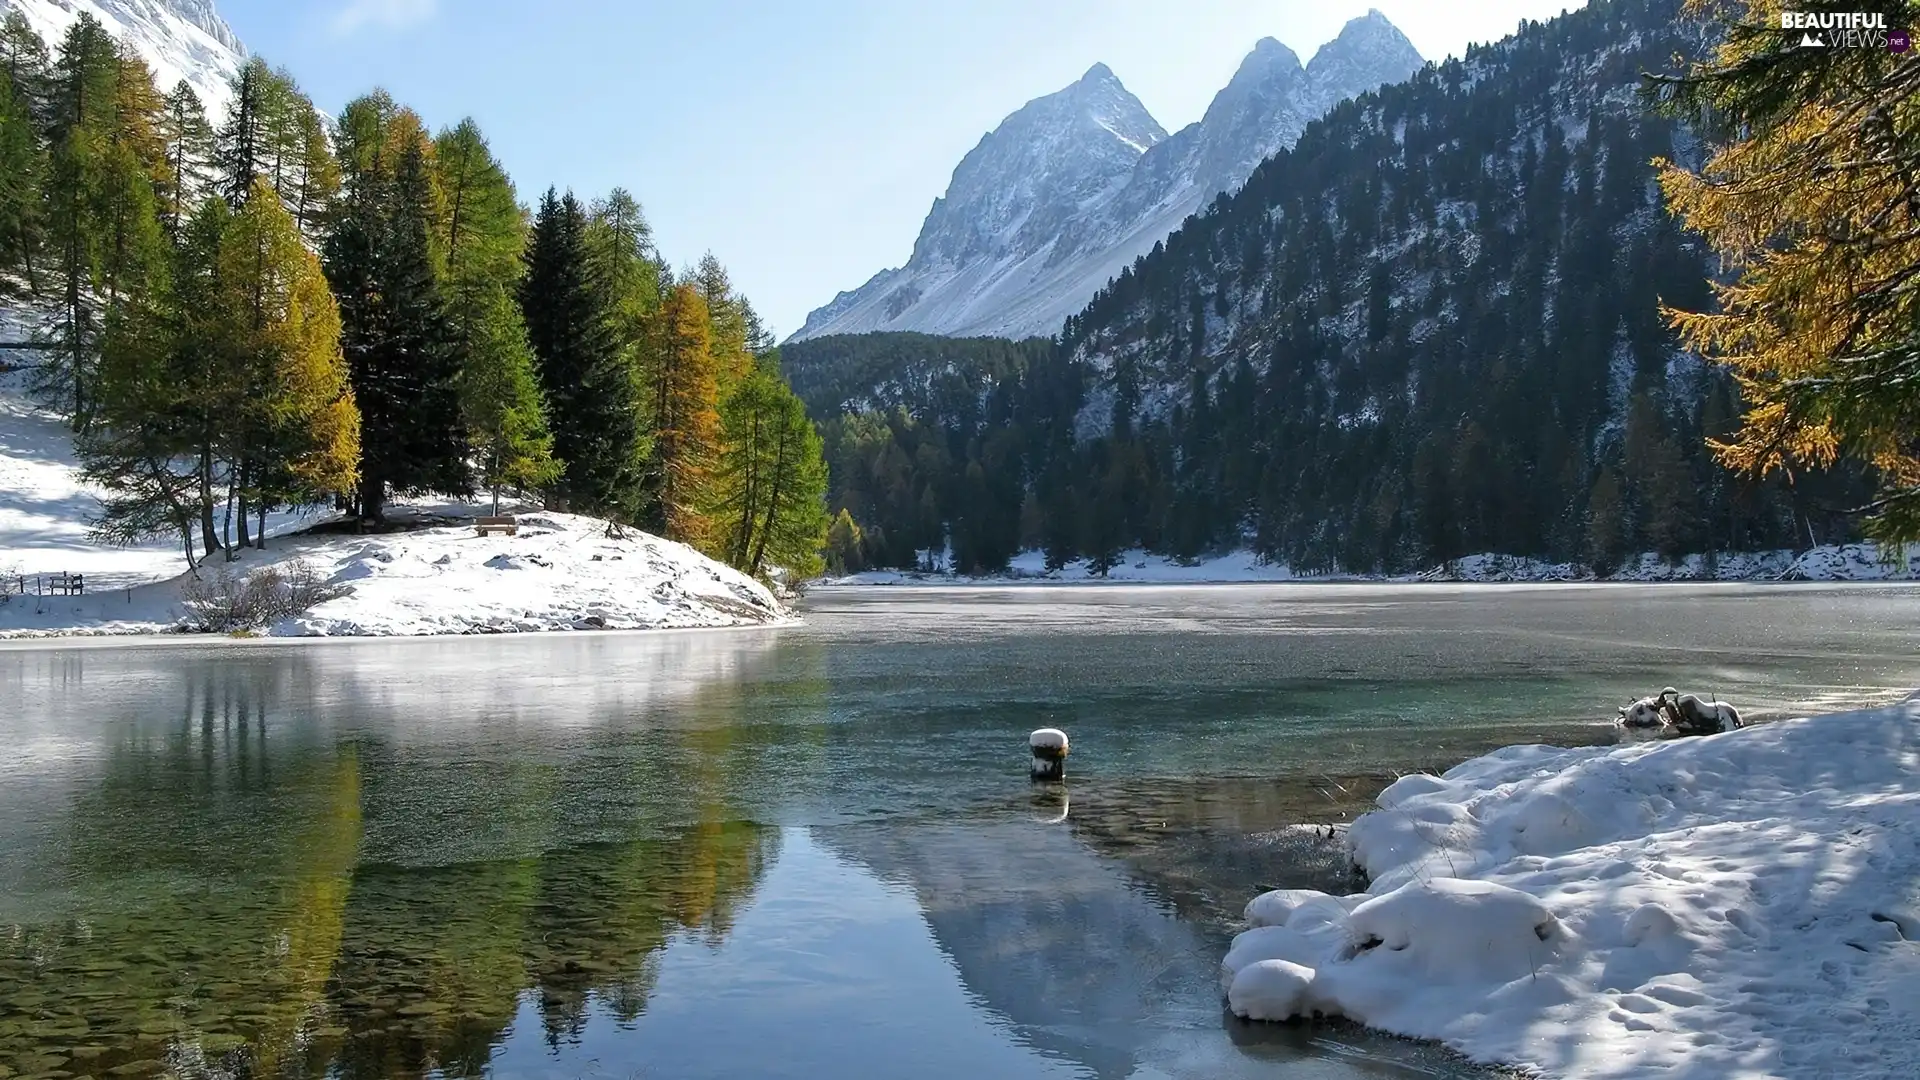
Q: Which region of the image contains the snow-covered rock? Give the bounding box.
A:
[790,12,1423,342]
[0,0,246,115]
[1222,701,1920,1078]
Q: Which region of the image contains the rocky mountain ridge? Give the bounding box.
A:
[791,11,1424,342]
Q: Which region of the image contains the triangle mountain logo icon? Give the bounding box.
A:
[1800,31,1826,47]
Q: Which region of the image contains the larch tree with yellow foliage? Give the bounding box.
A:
[641,283,723,544]
[1656,0,1920,543]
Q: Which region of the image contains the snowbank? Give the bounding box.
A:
[0,508,790,638]
[825,548,1317,585]
[1426,545,1920,583]
[820,544,1920,586]
[1223,702,1920,1078]
[1,364,789,638]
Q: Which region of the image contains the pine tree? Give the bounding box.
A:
[0,55,46,298]
[583,187,661,490]
[825,507,865,575]
[641,283,723,543]
[691,252,753,389]
[435,118,556,513]
[83,182,357,565]
[40,12,122,422]
[586,187,663,352]
[712,366,829,576]
[222,177,359,537]
[0,12,50,128]
[1656,0,1920,543]
[1585,467,1626,575]
[521,188,642,516]
[323,94,467,521]
[155,80,213,240]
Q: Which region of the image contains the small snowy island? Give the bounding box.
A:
[1222,699,1920,1078]
[1,366,790,639]
[0,506,790,638]
[0,507,791,638]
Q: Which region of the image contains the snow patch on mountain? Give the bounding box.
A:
[0,0,246,114]
[792,11,1424,343]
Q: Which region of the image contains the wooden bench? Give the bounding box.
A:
[475,516,518,537]
[49,573,84,596]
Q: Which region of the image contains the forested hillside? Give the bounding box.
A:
[789,0,1871,576]
[0,10,828,580]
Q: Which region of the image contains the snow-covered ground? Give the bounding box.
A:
[827,548,1318,585]
[0,507,789,638]
[822,544,1920,586]
[1,366,789,639]
[0,366,322,591]
[1221,699,1920,1078]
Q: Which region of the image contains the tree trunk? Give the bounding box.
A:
[237,489,252,550]
[732,411,762,568]
[198,448,221,558]
[359,473,385,524]
[257,504,267,549]
[749,424,792,575]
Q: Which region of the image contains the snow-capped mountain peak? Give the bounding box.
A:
[1306,9,1423,100]
[792,15,1425,343]
[0,0,247,113]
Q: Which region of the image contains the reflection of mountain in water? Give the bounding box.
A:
[822,813,1217,1080]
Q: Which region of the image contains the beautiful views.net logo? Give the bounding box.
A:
[1779,10,1909,51]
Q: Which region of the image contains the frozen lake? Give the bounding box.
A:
[3,583,1917,1078]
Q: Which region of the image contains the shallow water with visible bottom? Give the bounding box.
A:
[3,582,1918,1079]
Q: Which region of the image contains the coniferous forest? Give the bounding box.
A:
[0,10,828,580]
[785,0,1877,577]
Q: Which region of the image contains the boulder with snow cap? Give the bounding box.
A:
[1227,959,1317,1021]
[1346,878,1564,979]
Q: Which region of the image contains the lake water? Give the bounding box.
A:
[3,583,1918,1079]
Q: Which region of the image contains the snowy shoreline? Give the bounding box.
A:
[820,542,1920,587]
[0,508,795,640]
[1221,698,1920,1078]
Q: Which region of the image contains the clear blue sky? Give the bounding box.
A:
[221,0,1588,339]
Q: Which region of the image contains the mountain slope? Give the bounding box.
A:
[793,0,1871,576]
[791,12,1423,343]
[0,0,246,113]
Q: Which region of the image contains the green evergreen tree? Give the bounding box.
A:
[223,177,359,546]
[0,57,46,299]
[155,80,213,240]
[40,12,122,423]
[435,118,557,513]
[713,365,829,577]
[521,188,642,516]
[323,94,468,521]
[825,507,865,575]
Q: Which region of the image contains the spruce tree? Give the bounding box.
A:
[0,59,45,298]
[323,95,467,521]
[521,188,641,516]
[435,118,557,513]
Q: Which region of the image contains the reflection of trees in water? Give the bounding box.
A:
[2,635,794,1078]
[317,822,776,1076]
[0,706,361,1080]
